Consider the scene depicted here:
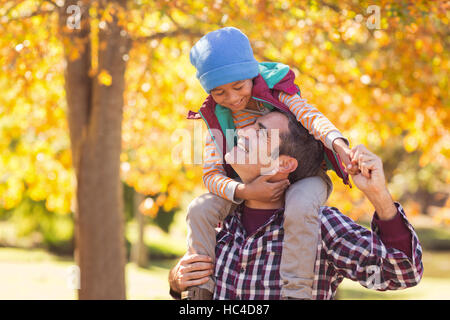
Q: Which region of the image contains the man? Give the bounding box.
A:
[169,111,423,300]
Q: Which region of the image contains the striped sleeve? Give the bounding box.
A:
[203,134,242,204]
[278,92,348,151]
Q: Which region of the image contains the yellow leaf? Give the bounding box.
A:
[404,135,418,153]
[98,69,112,86]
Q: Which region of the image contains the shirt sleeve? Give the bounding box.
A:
[278,92,349,151]
[203,134,243,204]
[321,202,423,291]
[372,211,413,259]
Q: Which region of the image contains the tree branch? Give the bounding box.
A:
[257,52,320,84]
[44,0,60,8]
[318,0,341,13]
[132,27,204,43]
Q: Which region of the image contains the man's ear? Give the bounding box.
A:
[277,155,298,174]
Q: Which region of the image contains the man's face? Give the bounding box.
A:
[210,79,253,112]
[225,112,290,182]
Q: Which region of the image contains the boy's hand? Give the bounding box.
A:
[333,138,360,175]
[235,171,290,202]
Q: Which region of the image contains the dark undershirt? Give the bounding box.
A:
[372,211,413,259]
[241,205,278,236]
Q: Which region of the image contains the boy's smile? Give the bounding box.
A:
[210,79,253,112]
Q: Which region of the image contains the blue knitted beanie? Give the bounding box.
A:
[189,27,259,93]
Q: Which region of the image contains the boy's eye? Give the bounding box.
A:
[234,86,243,90]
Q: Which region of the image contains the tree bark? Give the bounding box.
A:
[58,0,130,300]
[131,191,148,268]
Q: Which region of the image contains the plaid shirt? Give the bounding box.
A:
[213,203,423,300]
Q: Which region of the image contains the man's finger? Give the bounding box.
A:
[183,269,214,281]
[181,261,214,273]
[347,164,361,175]
[360,159,378,170]
[184,277,210,288]
[357,152,374,170]
[351,144,371,163]
[360,159,377,178]
[182,254,212,265]
[191,261,214,271]
[357,154,376,171]
[361,163,370,178]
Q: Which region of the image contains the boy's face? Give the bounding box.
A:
[210,79,253,112]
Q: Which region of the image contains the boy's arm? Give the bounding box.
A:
[278,92,348,151]
[203,134,243,203]
[279,92,357,173]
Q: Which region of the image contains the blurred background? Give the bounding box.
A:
[0,0,448,299]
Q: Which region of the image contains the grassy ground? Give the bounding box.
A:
[0,247,177,300]
[1,247,450,300]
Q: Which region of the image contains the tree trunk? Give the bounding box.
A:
[131,191,148,267]
[58,0,130,300]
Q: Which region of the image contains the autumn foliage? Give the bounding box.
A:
[0,0,448,226]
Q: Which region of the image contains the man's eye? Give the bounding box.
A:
[258,129,268,139]
[234,86,243,90]
[214,91,224,96]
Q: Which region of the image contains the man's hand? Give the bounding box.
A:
[235,171,290,202]
[169,253,214,294]
[333,138,360,175]
[349,145,397,220]
[349,145,386,193]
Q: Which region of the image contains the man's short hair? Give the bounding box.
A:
[275,110,324,183]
